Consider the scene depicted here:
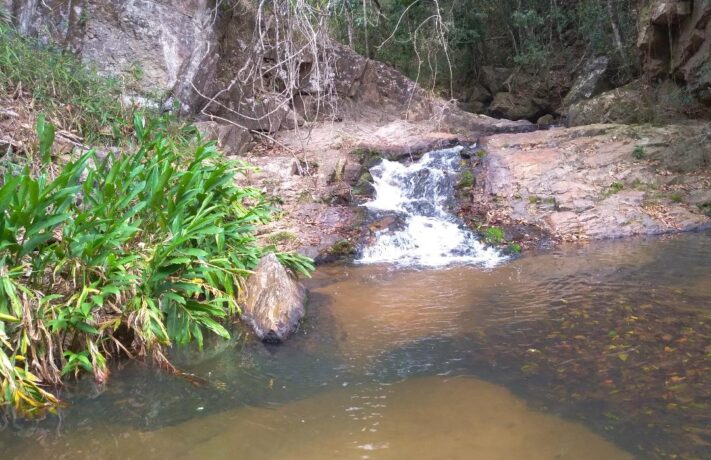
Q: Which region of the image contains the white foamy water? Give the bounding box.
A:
[358,146,505,267]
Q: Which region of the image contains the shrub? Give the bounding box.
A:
[0,114,313,417]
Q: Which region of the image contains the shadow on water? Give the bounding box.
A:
[1,232,709,459]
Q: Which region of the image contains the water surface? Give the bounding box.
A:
[1,232,709,459]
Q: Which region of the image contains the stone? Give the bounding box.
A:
[537,114,555,126]
[194,121,254,156]
[638,0,711,105]
[566,81,649,126]
[281,109,305,130]
[489,92,543,121]
[562,56,611,107]
[474,123,711,241]
[242,253,306,343]
[481,66,512,94]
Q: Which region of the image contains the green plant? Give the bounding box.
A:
[632,145,646,160]
[698,202,711,216]
[528,195,541,204]
[484,226,505,245]
[605,182,624,197]
[508,242,522,254]
[0,114,313,417]
[457,170,474,188]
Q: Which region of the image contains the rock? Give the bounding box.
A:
[638,0,711,105]
[566,81,650,126]
[458,101,487,114]
[10,0,221,112]
[281,109,305,130]
[537,114,555,126]
[242,253,306,343]
[194,121,254,156]
[474,123,711,241]
[481,66,512,94]
[490,92,543,121]
[562,56,611,107]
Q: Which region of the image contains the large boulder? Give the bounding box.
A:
[566,81,650,126]
[562,56,611,107]
[8,0,221,112]
[489,92,546,121]
[480,66,512,94]
[242,253,306,343]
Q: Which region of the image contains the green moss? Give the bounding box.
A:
[457,170,475,188]
[484,226,505,244]
[267,231,298,244]
[669,192,684,203]
[528,195,541,204]
[329,239,356,256]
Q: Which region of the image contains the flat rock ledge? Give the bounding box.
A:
[473,123,711,241]
[242,253,306,343]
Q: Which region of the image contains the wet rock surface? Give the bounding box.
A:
[242,253,306,342]
[470,123,711,241]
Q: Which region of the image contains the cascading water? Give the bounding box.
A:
[357,145,506,267]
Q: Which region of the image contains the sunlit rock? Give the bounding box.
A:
[242,253,306,343]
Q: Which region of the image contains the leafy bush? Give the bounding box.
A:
[0,114,313,417]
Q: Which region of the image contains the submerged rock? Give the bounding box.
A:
[242,253,306,343]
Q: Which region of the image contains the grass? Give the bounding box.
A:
[0,24,129,144]
[604,181,624,197]
[0,114,314,418]
[669,192,684,203]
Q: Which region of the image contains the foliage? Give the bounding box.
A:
[484,226,505,244]
[0,24,128,143]
[329,0,640,92]
[0,114,314,417]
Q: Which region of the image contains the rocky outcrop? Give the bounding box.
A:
[566,78,710,126]
[638,0,711,105]
[8,0,222,112]
[472,123,711,241]
[562,56,611,107]
[242,253,306,342]
[567,81,652,126]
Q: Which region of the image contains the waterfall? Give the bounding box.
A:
[357,146,505,267]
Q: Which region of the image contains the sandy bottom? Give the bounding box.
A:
[7,376,632,460]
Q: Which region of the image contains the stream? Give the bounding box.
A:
[1,149,710,459]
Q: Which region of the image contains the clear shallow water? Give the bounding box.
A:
[1,232,710,459]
